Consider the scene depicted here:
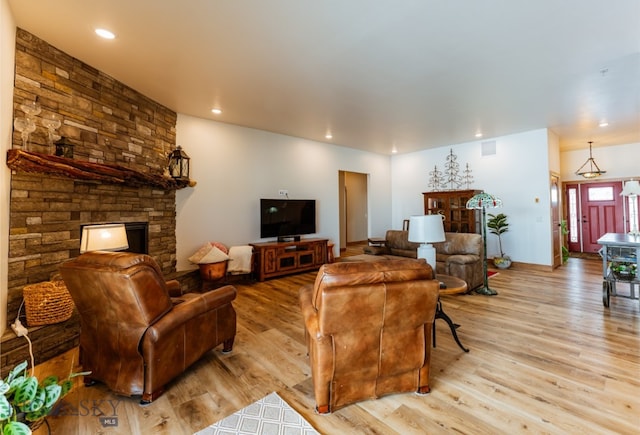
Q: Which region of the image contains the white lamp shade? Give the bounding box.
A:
[408,215,446,243]
[620,180,640,196]
[80,223,129,253]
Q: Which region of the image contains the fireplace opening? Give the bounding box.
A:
[125,222,149,254]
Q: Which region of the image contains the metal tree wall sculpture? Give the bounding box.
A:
[462,163,474,189]
[427,149,474,191]
[428,165,445,191]
[443,149,462,190]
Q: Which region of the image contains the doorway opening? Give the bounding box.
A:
[564,181,627,254]
[338,171,368,252]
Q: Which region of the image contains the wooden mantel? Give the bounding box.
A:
[6,149,193,190]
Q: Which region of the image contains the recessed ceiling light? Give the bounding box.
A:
[475,132,483,138]
[211,108,222,115]
[599,121,609,127]
[391,146,398,154]
[325,133,333,140]
[95,28,115,39]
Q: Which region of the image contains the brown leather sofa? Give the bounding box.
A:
[363,230,483,290]
[299,259,439,413]
[59,251,237,404]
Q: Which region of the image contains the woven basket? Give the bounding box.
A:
[199,261,228,281]
[23,280,75,326]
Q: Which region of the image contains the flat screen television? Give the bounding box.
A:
[260,198,316,240]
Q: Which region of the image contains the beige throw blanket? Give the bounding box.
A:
[227,245,253,274]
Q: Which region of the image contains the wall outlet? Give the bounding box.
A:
[278,189,288,197]
[11,320,28,337]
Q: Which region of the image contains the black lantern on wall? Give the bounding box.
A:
[54,136,74,158]
[168,145,190,180]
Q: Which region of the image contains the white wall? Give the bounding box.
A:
[175,114,391,270]
[392,129,554,266]
[0,0,15,335]
[560,142,640,181]
[548,130,561,174]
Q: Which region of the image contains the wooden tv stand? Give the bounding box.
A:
[250,238,328,281]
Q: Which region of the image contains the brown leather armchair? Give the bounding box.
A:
[59,251,237,404]
[299,259,440,413]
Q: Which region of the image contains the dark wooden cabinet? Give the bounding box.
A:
[250,238,328,281]
[423,190,482,233]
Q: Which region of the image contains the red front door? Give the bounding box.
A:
[579,182,624,253]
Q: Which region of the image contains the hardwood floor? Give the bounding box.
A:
[32,254,639,434]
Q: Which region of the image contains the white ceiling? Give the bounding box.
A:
[8,0,640,155]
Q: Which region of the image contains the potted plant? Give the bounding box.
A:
[0,360,89,435]
[487,212,511,269]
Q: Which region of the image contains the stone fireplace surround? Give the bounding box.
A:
[1,29,201,375]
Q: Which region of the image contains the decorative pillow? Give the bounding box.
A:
[188,243,214,264]
[198,246,230,264]
[210,241,229,254]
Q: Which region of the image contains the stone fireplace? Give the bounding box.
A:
[1,29,193,375]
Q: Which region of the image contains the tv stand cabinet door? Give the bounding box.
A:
[297,251,315,268]
[277,252,298,272]
[262,247,277,277]
[313,242,327,266]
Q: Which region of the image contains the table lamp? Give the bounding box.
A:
[408,214,446,270]
[80,223,129,253]
[620,180,640,237]
[465,192,502,295]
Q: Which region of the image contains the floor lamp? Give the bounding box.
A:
[466,192,502,295]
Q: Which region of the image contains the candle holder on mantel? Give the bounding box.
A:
[41,112,62,152]
[13,99,41,151]
[13,117,36,150]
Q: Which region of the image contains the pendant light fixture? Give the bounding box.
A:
[575,141,606,178]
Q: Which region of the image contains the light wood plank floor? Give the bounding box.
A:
[32,254,639,434]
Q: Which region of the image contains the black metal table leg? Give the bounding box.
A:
[434,299,469,352]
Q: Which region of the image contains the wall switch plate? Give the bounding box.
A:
[278,190,288,197]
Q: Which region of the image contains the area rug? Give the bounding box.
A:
[195,392,319,435]
[487,271,499,278]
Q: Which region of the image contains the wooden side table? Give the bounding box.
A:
[434,274,469,352]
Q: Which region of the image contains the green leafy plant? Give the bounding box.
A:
[610,262,637,280]
[487,213,509,258]
[0,360,89,435]
[560,219,569,263]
